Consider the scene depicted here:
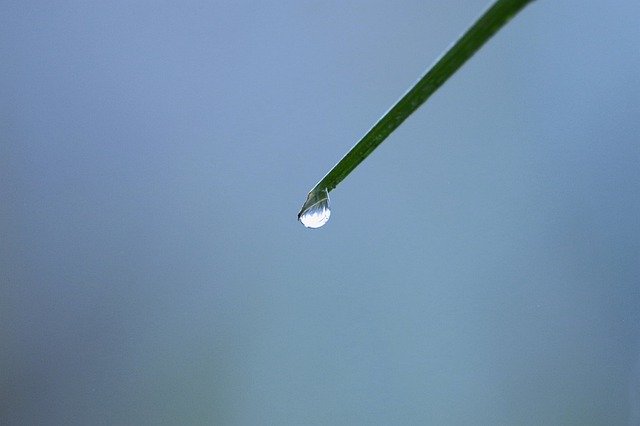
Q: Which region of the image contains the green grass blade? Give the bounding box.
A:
[299,0,534,218]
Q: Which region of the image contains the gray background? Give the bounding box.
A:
[2,1,639,424]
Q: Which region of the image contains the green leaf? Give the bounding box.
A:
[298,0,535,226]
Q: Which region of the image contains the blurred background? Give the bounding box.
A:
[2,0,639,424]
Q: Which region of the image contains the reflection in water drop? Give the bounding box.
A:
[298,188,331,229]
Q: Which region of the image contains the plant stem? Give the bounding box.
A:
[302,0,534,201]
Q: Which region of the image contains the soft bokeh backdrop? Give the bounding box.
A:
[2,1,639,424]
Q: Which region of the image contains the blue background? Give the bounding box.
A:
[2,1,639,424]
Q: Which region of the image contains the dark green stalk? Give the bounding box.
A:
[300,0,534,208]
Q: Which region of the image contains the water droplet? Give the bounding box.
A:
[298,188,331,229]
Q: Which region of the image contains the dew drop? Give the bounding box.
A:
[297,188,331,229]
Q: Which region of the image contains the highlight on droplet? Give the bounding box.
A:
[297,188,331,229]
